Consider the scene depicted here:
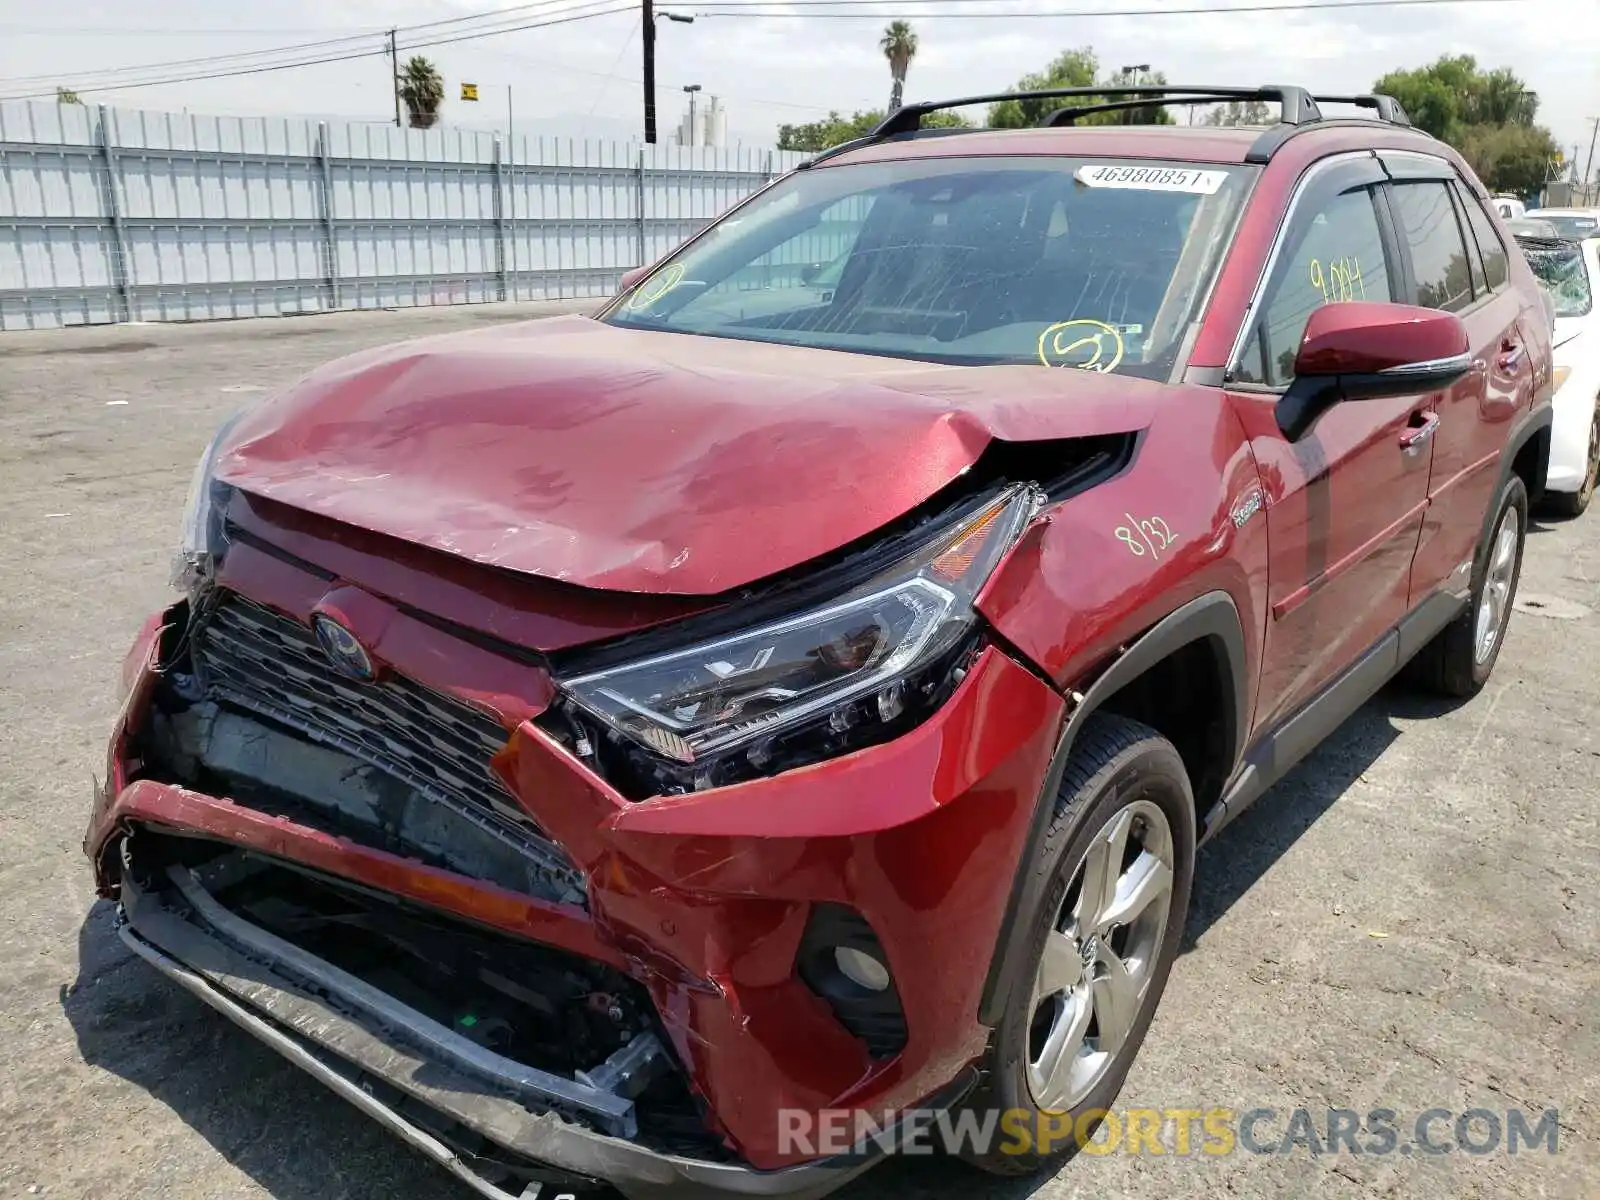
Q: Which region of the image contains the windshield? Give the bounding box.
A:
[1528,213,1599,240]
[604,156,1254,377]
[1518,237,1593,318]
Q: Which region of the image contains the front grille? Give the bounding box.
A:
[193,592,585,901]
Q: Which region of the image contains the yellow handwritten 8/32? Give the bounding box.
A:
[1037,319,1125,373]
[1308,255,1367,304]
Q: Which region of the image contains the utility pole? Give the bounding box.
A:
[1584,117,1599,193]
[389,29,401,128]
[641,6,692,144]
[642,0,656,144]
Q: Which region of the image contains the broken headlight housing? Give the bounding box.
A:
[556,484,1041,795]
[172,413,242,595]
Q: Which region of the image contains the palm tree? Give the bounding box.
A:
[397,55,445,129]
[880,21,918,114]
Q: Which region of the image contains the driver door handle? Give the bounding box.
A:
[1400,410,1440,453]
[1498,341,1525,372]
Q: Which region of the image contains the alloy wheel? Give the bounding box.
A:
[1473,506,1519,665]
[1026,799,1175,1112]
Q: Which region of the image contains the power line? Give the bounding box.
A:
[1,0,1541,107]
[0,27,388,36]
[688,0,1534,15]
[0,0,627,91]
[0,1,638,100]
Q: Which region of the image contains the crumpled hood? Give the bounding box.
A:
[217,315,1174,595]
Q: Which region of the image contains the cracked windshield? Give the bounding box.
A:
[606,157,1251,377]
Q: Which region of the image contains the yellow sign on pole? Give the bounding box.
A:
[461,83,479,101]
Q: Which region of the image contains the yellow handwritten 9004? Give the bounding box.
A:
[626,262,686,311]
[1308,255,1367,304]
[1037,319,1125,373]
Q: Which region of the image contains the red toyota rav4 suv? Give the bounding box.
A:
[88,86,1552,1199]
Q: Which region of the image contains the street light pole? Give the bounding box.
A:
[1120,64,1150,126]
[683,83,702,146]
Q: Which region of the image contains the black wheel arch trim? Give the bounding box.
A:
[976,589,1248,1026]
[1486,394,1552,547]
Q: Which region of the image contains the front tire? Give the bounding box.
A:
[962,714,1195,1176]
[1407,475,1527,697]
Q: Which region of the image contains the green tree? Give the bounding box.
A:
[1204,99,1272,127]
[55,86,82,104]
[776,108,969,152]
[1373,55,1538,142]
[1459,122,1559,196]
[1372,56,1554,194]
[986,49,1173,128]
[880,20,918,114]
[987,48,1097,128]
[397,55,444,129]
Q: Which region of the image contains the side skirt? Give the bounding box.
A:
[1200,589,1465,842]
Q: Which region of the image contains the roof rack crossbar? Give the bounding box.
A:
[795,86,1417,171]
[1040,93,1278,127]
[1313,93,1413,127]
[876,84,1324,137]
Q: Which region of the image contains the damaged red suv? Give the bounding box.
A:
[88,85,1552,1199]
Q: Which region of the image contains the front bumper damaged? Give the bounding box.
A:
[120,863,971,1200]
[87,568,1065,1197]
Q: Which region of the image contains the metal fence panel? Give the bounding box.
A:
[0,99,801,331]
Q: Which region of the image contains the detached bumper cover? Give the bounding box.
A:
[121,869,975,1200]
[87,594,1065,1184]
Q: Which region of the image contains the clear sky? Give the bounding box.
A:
[1,0,1595,161]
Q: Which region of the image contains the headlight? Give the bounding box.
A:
[171,414,242,594]
[557,484,1041,792]
[1553,364,1572,393]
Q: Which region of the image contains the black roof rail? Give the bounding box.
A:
[796,124,971,170]
[1314,93,1413,126]
[796,86,1419,170]
[877,84,1323,137]
[1244,92,1420,162]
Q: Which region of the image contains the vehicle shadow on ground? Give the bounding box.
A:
[63,905,469,1199]
[61,685,1465,1200]
[1182,680,1464,948]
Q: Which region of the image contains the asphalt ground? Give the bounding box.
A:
[0,303,1594,1199]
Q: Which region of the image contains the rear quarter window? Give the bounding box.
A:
[1461,192,1510,290]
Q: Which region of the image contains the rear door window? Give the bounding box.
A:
[1390,181,1475,312]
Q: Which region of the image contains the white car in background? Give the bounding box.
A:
[1494,195,1528,220]
[1516,233,1600,515]
[1524,207,1600,241]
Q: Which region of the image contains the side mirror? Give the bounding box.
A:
[618,265,651,293]
[1276,302,1471,442]
[798,262,822,285]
